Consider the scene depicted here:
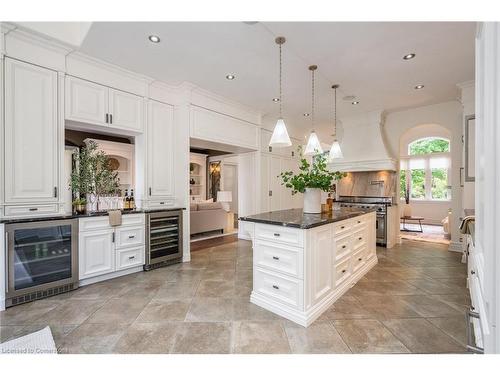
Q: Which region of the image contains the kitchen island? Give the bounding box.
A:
[239,208,377,327]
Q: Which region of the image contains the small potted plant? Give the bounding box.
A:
[279,148,346,213]
[402,172,412,217]
[72,198,87,214]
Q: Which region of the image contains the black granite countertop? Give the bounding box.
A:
[239,208,375,229]
[0,207,185,225]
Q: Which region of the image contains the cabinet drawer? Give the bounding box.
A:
[334,234,352,263]
[352,247,367,274]
[352,229,367,251]
[334,221,351,236]
[4,204,59,217]
[79,213,145,231]
[255,224,304,248]
[116,246,145,270]
[334,257,352,287]
[254,267,303,309]
[254,240,303,278]
[353,215,368,230]
[148,199,175,209]
[116,225,145,249]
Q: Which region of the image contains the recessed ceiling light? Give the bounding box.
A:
[272,98,280,102]
[352,101,359,105]
[148,35,160,43]
[225,74,235,80]
[403,53,416,60]
[414,84,425,90]
[303,113,310,117]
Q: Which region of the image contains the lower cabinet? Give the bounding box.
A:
[79,214,145,282]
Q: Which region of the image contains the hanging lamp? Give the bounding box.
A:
[269,36,292,147]
[304,65,323,155]
[329,84,343,160]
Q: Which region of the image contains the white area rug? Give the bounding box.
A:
[0,326,57,354]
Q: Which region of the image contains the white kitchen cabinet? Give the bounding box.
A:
[65,76,108,126]
[109,88,144,132]
[308,224,334,307]
[79,229,115,280]
[260,153,270,212]
[65,76,144,132]
[4,58,59,204]
[147,100,175,200]
[269,156,282,211]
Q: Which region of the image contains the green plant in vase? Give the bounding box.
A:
[279,148,346,213]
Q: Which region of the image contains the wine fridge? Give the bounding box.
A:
[5,219,79,307]
[144,210,183,270]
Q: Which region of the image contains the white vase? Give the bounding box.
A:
[303,188,322,214]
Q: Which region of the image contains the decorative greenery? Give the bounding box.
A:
[279,147,346,194]
[70,140,120,200]
[71,198,87,206]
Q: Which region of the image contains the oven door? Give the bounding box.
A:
[375,214,386,245]
[6,219,79,300]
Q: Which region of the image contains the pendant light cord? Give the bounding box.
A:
[333,86,337,137]
[311,68,315,131]
[279,42,283,119]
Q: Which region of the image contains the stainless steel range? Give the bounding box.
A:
[337,195,393,246]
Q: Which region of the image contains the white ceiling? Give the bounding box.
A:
[79,22,475,139]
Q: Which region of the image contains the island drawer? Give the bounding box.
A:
[353,215,368,231]
[334,221,352,236]
[115,225,145,249]
[352,228,367,251]
[334,256,352,287]
[334,234,352,263]
[254,267,303,309]
[255,223,304,248]
[116,246,145,270]
[254,240,303,278]
[352,247,367,274]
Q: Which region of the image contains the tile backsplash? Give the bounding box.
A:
[337,170,397,197]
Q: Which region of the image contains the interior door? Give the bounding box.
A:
[147,100,175,198]
[65,76,108,126]
[4,58,59,203]
[109,88,144,132]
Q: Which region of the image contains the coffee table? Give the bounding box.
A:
[401,216,424,232]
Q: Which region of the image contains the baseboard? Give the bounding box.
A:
[448,241,463,252]
[79,266,144,287]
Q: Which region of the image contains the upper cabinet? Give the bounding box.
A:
[147,100,175,200]
[65,76,144,133]
[4,58,59,204]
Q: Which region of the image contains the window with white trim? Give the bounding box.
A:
[400,137,451,201]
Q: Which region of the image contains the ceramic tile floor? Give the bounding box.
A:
[0,239,470,354]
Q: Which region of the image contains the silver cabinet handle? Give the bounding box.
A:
[106,113,109,123]
[112,232,115,243]
[28,208,38,212]
[341,226,345,229]
[54,187,58,198]
[128,256,136,260]
[268,146,272,152]
[159,202,165,205]
[128,235,136,239]
[149,187,152,196]
[466,309,484,353]
[273,233,280,237]
[342,245,346,249]
[272,256,279,260]
[5,232,9,289]
[342,269,346,273]
[110,114,113,124]
[272,285,279,290]
[358,237,363,240]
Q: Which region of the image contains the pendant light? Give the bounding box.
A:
[304,65,323,155]
[269,36,292,147]
[329,84,343,160]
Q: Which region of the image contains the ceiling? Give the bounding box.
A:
[78,22,475,139]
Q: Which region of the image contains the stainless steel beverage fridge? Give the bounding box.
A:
[5,219,79,307]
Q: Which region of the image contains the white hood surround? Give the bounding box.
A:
[328,110,397,172]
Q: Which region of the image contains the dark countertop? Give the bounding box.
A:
[239,208,375,229]
[0,207,185,225]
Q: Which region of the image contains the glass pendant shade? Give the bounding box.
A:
[269,118,292,147]
[304,130,323,155]
[329,140,343,160]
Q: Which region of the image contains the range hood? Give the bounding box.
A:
[328,110,397,172]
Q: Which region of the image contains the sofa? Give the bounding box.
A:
[190,202,227,235]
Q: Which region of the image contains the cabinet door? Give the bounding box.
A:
[281,158,295,210]
[79,229,114,280]
[65,76,108,126]
[4,58,59,203]
[269,156,282,211]
[147,100,175,198]
[260,153,270,212]
[109,88,144,132]
[308,225,334,307]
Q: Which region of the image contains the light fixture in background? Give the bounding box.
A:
[269,36,292,147]
[225,74,235,80]
[414,84,425,90]
[403,53,416,60]
[329,84,343,160]
[352,101,359,105]
[304,65,323,155]
[148,35,160,43]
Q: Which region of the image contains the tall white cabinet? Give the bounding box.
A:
[3,58,61,215]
